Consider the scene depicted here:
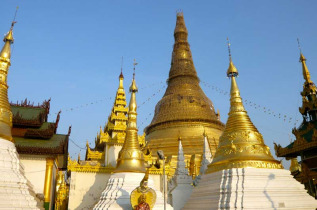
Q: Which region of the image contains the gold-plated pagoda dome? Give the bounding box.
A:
[115,69,146,173]
[0,22,16,142]
[206,46,283,173]
[145,13,224,168]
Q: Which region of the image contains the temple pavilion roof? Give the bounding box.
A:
[275,120,317,158]
[10,99,70,169]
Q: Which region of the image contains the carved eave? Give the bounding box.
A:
[275,123,317,158]
[16,136,68,155]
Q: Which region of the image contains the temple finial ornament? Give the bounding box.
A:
[298,40,313,85]
[226,37,238,77]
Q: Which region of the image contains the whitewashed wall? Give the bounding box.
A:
[20,155,47,195]
[68,172,111,210]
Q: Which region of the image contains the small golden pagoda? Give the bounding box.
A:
[184,42,317,210]
[115,69,146,173]
[83,70,145,167]
[145,12,225,175]
[206,46,282,173]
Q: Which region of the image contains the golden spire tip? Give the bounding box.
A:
[119,56,124,79]
[226,38,238,77]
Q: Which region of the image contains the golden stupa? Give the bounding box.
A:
[145,13,225,172]
[0,22,15,142]
[115,68,146,173]
[206,47,283,173]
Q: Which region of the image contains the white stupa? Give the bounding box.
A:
[0,22,42,209]
[184,47,317,209]
[168,137,193,210]
[94,70,172,210]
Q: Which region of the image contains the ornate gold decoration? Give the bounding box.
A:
[206,47,283,173]
[55,171,69,210]
[130,171,156,210]
[67,154,114,173]
[145,12,224,176]
[96,72,129,147]
[0,22,16,142]
[289,158,301,173]
[114,65,146,173]
[85,140,105,161]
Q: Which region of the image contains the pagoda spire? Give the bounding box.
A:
[0,21,17,142]
[206,40,282,173]
[297,42,317,118]
[201,131,212,171]
[300,53,313,85]
[174,136,188,176]
[114,61,146,173]
[168,12,198,81]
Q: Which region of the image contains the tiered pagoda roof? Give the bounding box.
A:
[11,99,70,169]
[275,53,317,161]
[85,72,145,162]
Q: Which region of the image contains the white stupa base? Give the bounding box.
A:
[94,172,172,210]
[0,139,42,209]
[184,168,317,210]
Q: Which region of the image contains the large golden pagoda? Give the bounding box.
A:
[145,13,224,171]
[206,48,283,173]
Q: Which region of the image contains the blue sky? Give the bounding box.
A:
[1,1,317,168]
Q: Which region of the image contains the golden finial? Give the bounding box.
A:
[118,57,124,89]
[297,39,313,84]
[206,43,283,173]
[3,7,18,43]
[114,61,145,173]
[133,58,138,80]
[130,59,138,92]
[226,38,238,77]
[174,11,188,38]
[119,56,124,79]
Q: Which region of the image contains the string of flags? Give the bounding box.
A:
[69,137,85,150]
[200,80,300,126]
[138,85,166,109]
[48,81,165,115]
[138,112,153,130]
[68,79,302,154]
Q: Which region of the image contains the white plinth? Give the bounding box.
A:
[0,138,42,209]
[94,172,172,210]
[184,168,317,210]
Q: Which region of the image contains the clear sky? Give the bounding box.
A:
[1,0,317,169]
